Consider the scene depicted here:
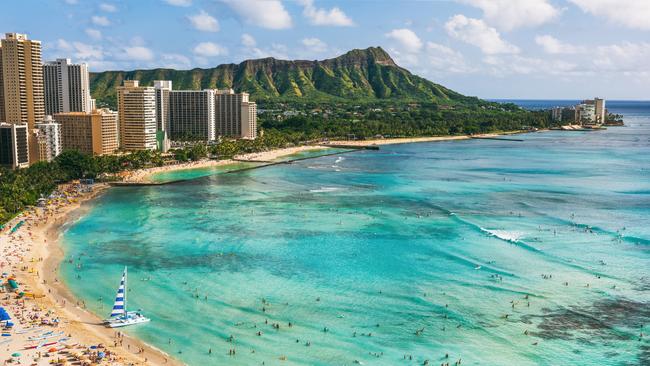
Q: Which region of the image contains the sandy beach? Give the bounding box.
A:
[0,131,536,365]
[125,133,533,184]
[324,131,530,147]
[1,183,182,365]
[124,145,331,184]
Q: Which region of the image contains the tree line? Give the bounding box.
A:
[0,130,295,225]
[1,102,556,225]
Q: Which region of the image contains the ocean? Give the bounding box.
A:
[60,100,650,365]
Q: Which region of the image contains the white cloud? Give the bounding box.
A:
[298,0,354,26]
[240,34,289,59]
[268,43,289,59]
[120,46,154,61]
[483,55,578,76]
[161,54,192,69]
[99,3,117,12]
[193,42,228,57]
[222,0,292,29]
[91,15,111,26]
[569,0,650,30]
[425,42,474,73]
[385,28,422,53]
[57,39,104,60]
[188,10,219,32]
[460,0,560,31]
[535,35,581,54]
[85,28,102,40]
[445,15,519,54]
[164,0,191,6]
[302,37,327,53]
[241,34,256,48]
[593,42,650,73]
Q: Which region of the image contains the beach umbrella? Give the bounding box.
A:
[11,352,20,357]
[48,347,58,352]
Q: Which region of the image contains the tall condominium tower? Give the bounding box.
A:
[241,101,257,140]
[43,58,92,115]
[214,89,257,139]
[0,123,29,168]
[56,108,118,155]
[35,115,62,162]
[0,33,45,163]
[0,44,4,122]
[153,80,172,132]
[168,90,216,141]
[117,80,157,151]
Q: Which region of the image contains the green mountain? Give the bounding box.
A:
[89,47,477,107]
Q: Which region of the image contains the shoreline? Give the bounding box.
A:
[1,184,182,366]
[126,130,536,184]
[0,130,540,365]
[124,144,332,184]
[324,130,533,147]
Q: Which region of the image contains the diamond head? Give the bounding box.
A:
[89,47,480,108]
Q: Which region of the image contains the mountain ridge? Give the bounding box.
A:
[89,46,477,107]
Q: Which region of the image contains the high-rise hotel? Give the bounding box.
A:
[56,108,118,156]
[214,89,257,140]
[0,123,29,168]
[43,58,92,115]
[150,82,258,142]
[168,89,216,141]
[0,33,45,164]
[117,80,157,151]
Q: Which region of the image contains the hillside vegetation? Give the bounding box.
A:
[90,47,479,108]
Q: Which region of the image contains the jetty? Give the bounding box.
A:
[108,180,189,187]
[321,144,380,150]
[470,136,524,142]
[109,146,374,186]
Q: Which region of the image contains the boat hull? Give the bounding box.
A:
[104,312,150,328]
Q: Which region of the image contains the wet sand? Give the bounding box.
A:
[1,184,182,365]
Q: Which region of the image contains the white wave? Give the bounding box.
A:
[309,186,343,193]
[335,156,345,164]
[482,228,524,243]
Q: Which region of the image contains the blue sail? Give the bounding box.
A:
[109,267,127,317]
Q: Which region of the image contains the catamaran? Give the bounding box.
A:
[104,267,150,328]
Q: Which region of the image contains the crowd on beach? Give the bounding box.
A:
[0,182,165,366]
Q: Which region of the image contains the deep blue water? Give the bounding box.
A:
[60,100,650,365]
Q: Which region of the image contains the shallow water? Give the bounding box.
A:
[62,101,650,365]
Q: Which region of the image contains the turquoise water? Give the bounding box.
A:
[61,101,650,365]
[149,148,351,183]
[149,162,260,183]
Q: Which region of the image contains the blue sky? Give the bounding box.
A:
[1,0,649,99]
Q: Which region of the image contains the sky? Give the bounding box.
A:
[1,0,649,100]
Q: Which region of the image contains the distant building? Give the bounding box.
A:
[551,107,563,122]
[35,116,62,161]
[153,80,172,132]
[0,122,29,168]
[56,109,118,155]
[593,98,606,124]
[1,33,45,164]
[168,89,216,141]
[575,98,606,125]
[214,89,257,139]
[43,58,92,115]
[576,103,596,124]
[117,80,157,151]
